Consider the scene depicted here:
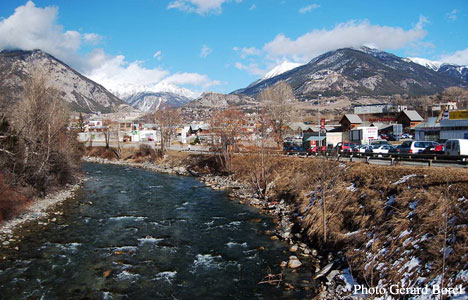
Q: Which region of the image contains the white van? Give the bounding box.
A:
[445,139,468,157]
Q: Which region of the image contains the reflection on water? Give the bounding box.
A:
[0,163,313,299]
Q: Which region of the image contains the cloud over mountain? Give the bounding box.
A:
[263,18,429,62]
[0,1,220,98]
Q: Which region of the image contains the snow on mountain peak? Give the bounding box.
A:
[405,57,444,71]
[108,82,197,100]
[262,61,302,80]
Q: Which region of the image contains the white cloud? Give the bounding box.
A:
[83,33,102,45]
[168,0,241,15]
[263,18,428,62]
[200,45,212,58]
[153,50,162,60]
[0,1,221,98]
[162,72,221,88]
[299,4,320,14]
[0,1,84,62]
[446,9,458,21]
[86,54,169,95]
[234,46,262,58]
[234,62,265,76]
[440,48,468,65]
[249,4,256,10]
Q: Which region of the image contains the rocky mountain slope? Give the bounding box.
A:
[124,91,192,112]
[233,47,468,99]
[187,92,257,108]
[0,49,125,113]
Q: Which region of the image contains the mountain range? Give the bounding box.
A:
[0,49,126,113]
[124,91,192,112]
[233,47,468,99]
[1,47,467,114]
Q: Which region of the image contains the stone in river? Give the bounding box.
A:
[288,256,302,269]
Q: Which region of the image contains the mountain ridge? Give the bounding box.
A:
[0,49,126,113]
[124,91,192,112]
[233,47,468,98]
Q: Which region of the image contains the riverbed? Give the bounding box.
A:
[0,163,314,299]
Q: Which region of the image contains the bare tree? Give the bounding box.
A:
[249,102,274,199]
[258,81,295,149]
[210,108,245,173]
[102,119,112,149]
[152,106,180,154]
[4,70,80,192]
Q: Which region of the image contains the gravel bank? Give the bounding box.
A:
[0,182,81,240]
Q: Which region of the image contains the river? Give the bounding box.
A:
[0,163,314,299]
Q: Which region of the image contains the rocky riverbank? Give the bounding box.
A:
[0,181,82,243]
[200,174,355,299]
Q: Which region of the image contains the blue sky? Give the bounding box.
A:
[0,0,467,97]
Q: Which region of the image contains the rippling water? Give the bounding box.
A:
[0,163,313,299]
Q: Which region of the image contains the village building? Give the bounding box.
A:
[339,114,362,131]
[396,110,423,130]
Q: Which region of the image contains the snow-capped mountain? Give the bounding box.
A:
[262,61,302,81]
[109,81,197,101]
[124,91,192,112]
[0,49,125,113]
[405,57,468,82]
[233,47,468,98]
[404,57,444,72]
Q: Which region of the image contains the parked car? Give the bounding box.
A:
[357,145,372,153]
[342,143,360,154]
[399,141,438,154]
[389,145,402,154]
[371,140,390,146]
[335,142,359,153]
[366,144,394,154]
[422,143,445,154]
[401,133,413,139]
[386,134,399,141]
[285,146,309,156]
[445,139,468,157]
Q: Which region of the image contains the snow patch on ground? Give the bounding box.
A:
[394,174,417,185]
[347,184,357,192]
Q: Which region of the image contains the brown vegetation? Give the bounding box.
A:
[0,173,30,222]
[0,71,82,221]
[231,155,468,289]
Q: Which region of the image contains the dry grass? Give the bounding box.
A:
[231,155,468,289]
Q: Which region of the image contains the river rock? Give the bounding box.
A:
[288,256,302,269]
[289,245,298,252]
[326,270,340,282]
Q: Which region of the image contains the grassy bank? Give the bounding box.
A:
[232,155,468,292]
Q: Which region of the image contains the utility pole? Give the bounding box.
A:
[318,94,322,151]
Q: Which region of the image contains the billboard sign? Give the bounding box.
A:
[450,110,468,120]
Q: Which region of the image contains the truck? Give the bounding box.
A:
[350,127,379,145]
[445,139,468,158]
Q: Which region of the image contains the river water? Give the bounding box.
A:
[0,163,314,299]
